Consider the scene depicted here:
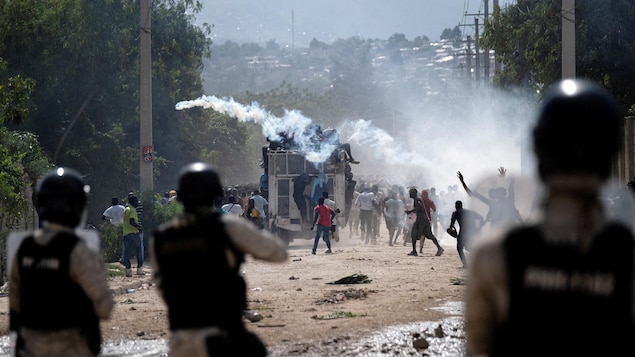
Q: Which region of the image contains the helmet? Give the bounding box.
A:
[533,79,622,181]
[35,167,89,228]
[177,162,223,211]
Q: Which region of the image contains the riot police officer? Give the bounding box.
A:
[9,167,113,356]
[150,162,288,357]
[465,79,635,357]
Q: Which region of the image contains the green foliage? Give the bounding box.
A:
[98,223,124,263]
[144,192,183,234]
[483,0,635,109]
[0,127,50,230]
[440,26,461,41]
[0,57,35,126]
[0,0,213,225]
[482,0,560,89]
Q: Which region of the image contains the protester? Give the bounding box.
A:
[221,195,244,216]
[405,187,444,257]
[354,187,377,244]
[250,190,268,227]
[448,200,484,268]
[122,195,143,277]
[420,189,437,253]
[9,167,113,356]
[128,191,146,259]
[321,191,341,241]
[150,162,288,357]
[101,197,125,225]
[465,78,635,357]
[457,169,523,232]
[310,197,335,254]
[428,187,440,236]
[348,188,361,237]
[383,191,406,246]
[245,198,264,229]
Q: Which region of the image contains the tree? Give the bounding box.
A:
[0,127,50,230]
[481,0,560,89]
[0,0,215,226]
[0,56,49,231]
[440,26,461,41]
[482,0,635,109]
[412,35,431,47]
[0,59,35,126]
[386,33,410,50]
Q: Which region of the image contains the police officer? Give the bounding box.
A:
[150,162,288,357]
[9,167,114,356]
[465,79,635,357]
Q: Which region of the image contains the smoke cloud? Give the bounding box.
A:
[176,83,538,195]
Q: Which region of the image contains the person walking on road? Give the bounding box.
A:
[311,197,335,254]
[448,200,484,269]
[122,195,143,277]
[405,187,444,257]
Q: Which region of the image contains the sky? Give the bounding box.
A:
[196,0,516,48]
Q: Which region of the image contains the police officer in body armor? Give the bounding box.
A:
[150,162,288,357]
[9,167,114,356]
[465,79,635,357]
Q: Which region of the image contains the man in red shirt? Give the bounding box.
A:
[310,197,335,255]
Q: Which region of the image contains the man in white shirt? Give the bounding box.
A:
[221,196,244,216]
[102,197,125,225]
[251,190,269,219]
[354,188,377,244]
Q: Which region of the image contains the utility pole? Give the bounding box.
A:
[140,0,153,194]
[493,0,502,75]
[483,0,490,80]
[466,35,473,80]
[561,0,576,78]
[474,18,480,81]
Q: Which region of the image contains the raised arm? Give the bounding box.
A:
[458,171,490,204]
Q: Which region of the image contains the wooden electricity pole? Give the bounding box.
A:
[140,0,153,194]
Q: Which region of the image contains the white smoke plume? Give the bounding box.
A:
[176,87,537,198]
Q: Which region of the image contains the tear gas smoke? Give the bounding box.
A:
[175,85,536,193]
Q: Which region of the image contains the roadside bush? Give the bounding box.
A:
[99,223,123,263]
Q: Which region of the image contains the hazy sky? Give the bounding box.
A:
[197,0,516,47]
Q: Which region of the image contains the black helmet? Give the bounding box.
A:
[177,162,223,211]
[533,78,622,181]
[35,167,89,228]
